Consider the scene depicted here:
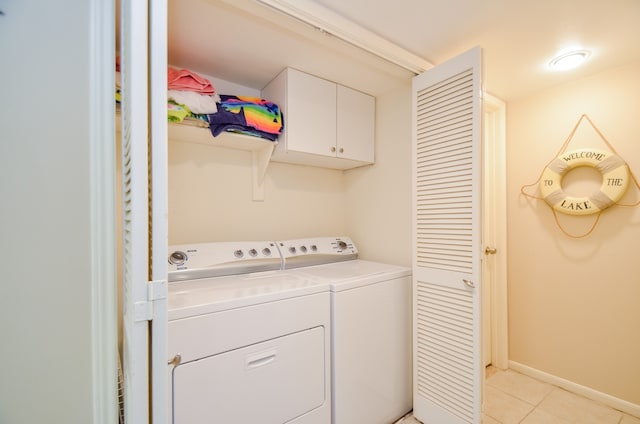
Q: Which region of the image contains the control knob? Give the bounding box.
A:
[168,251,187,265]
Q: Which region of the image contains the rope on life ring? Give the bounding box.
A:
[539,148,630,216]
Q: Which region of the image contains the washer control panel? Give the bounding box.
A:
[278,236,358,269]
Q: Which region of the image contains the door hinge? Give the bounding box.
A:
[133,279,167,322]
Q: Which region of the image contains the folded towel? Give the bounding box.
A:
[167,67,216,95]
[167,101,191,123]
[207,123,280,141]
[168,90,220,114]
[208,95,284,136]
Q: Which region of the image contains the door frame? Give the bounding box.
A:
[483,94,508,370]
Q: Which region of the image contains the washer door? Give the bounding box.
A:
[173,326,326,424]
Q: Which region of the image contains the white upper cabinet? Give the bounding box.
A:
[275,67,337,159]
[336,84,375,163]
[262,67,375,170]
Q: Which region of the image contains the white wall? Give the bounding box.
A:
[344,81,413,267]
[168,142,347,243]
[507,62,640,406]
[0,1,114,422]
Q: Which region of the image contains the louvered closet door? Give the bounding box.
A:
[149,1,169,423]
[120,1,151,422]
[412,47,483,424]
[120,0,168,423]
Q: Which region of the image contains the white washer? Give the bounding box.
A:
[166,241,332,424]
[278,237,413,424]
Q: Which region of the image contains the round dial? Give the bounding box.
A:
[337,240,348,250]
[168,251,187,265]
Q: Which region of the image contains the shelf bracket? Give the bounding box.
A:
[251,143,275,201]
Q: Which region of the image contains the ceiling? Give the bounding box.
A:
[167,0,640,101]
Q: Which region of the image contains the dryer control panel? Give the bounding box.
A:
[167,241,282,281]
[278,236,358,269]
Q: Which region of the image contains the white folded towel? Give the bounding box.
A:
[168,90,221,114]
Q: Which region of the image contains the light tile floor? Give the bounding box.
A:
[395,367,640,424]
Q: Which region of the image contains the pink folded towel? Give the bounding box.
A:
[167,67,215,95]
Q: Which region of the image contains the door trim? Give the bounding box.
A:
[484,93,508,369]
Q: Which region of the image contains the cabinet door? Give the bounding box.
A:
[287,68,337,157]
[337,85,375,163]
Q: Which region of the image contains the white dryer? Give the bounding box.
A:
[279,237,413,424]
[166,241,332,424]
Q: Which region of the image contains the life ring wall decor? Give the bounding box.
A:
[539,148,630,216]
[521,114,640,238]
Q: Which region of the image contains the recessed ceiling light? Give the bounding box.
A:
[549,50,591,71]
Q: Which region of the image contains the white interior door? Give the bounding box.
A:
[412,47,483,424]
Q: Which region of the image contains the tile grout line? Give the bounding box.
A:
[486,369,554,424]
[520,385,554,423]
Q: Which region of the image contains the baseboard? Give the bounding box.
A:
[509,361,640,419]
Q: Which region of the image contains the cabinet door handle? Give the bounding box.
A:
[331,146,336,153]
[339,147,344,153]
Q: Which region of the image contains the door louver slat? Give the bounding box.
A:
[415,69,473,273]
[416,279,475,422]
